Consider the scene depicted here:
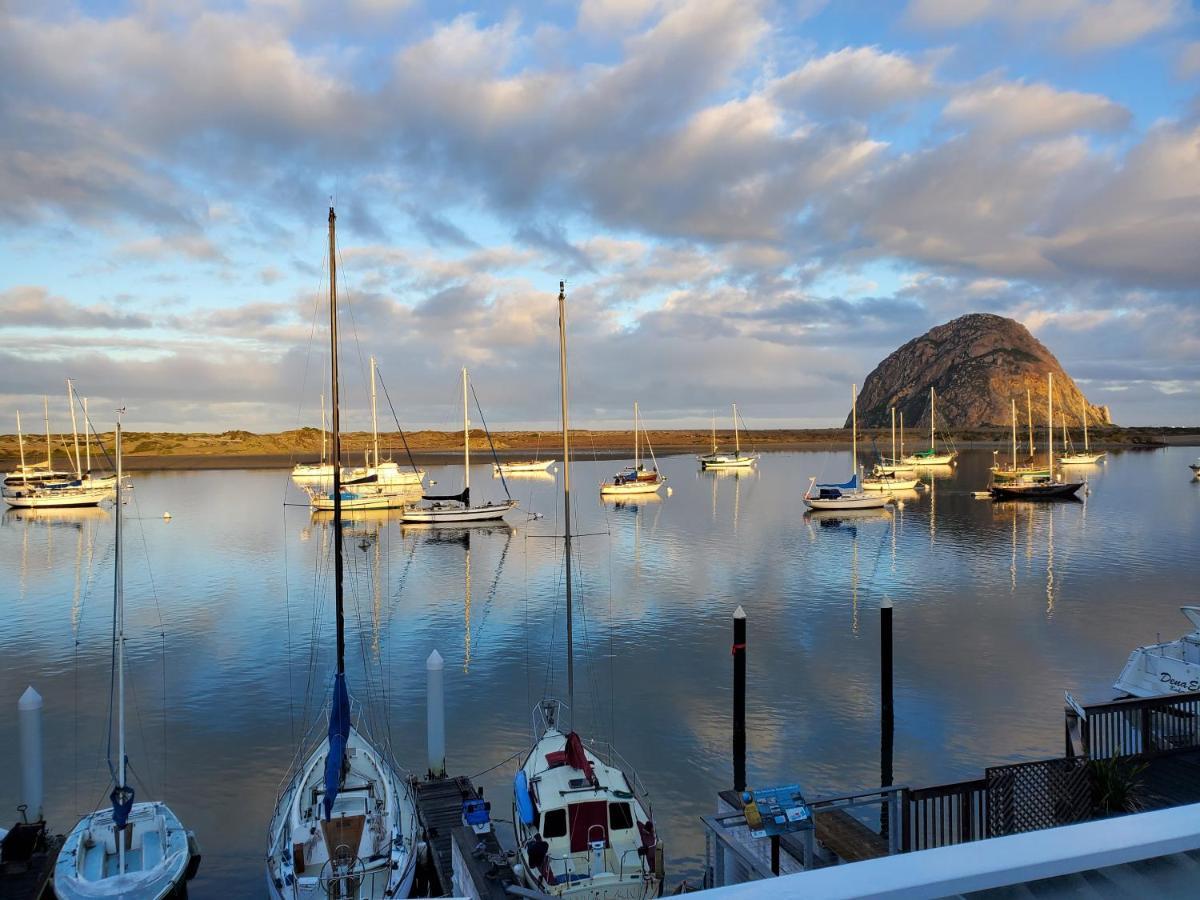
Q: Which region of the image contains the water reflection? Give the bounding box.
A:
[0,448,1198,892]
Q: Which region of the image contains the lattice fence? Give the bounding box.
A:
[985,755,1091,837]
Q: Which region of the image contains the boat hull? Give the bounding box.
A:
[400,500,518,523]
[902,453,956,467]
[309,489,417,511]
[862,476,920,491]
[3,487,110,508]
[55,801,197,900]
[495,460,555,474]
[803,493,890,510]
[600,479,664,496]
[990,481,1083,499]
[1058,453,1105,465]
[699,456,756,469]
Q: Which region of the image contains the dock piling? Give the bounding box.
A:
[733,605,746,793]
[427,650,446,779]
[19,685,43,822]
[880,598,894,839]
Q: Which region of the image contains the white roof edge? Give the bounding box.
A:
[702,803,1200,899]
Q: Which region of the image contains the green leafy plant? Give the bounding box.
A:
[1089,756,1148,816]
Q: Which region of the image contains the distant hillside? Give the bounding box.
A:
[849,313,1112,429]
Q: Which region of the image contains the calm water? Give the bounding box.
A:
[2,447,1199,894]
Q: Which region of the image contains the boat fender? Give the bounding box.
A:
[514,771,537,826]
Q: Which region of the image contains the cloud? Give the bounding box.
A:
[1,286,154,330]
[772,46,939,117]
[577,0,663,34]
[1177,41,1200,78]
[943,81,1131,141]
[905,0,1181,51]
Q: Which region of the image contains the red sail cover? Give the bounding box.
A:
[568,801,609,853]
[565,732,597,786]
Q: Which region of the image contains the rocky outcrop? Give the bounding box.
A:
[848,314,1112,429]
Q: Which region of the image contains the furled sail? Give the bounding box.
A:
[323,673,351,820]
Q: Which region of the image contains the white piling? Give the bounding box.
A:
[19,685,44,822]
[426,649,446,778]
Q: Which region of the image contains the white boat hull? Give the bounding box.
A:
[400,499,518,523]
[873,463,916,477]
[55,801,197,900]
[309,488,419,511]
[803,493,890,510]
[902,453,956,467]
[1114,608,1200,698]
[4,486,111,508]
[599,478,664,496]
[862,476,920,491]
[495,460,555,473]
[1058,453,1105,465]
[699,454,756,469]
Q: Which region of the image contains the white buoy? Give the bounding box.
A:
[162,511,172,520]
[426,649,446,778]
[666,487,673,497]
[19,685,43,821]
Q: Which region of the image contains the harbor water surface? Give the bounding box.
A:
[2,447,1198,894]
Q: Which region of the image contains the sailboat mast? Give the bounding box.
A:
[852,384,858,481]
[1047,372,1054,482]
[1083,406,1089,452]
[1026,388,1034,457]
[17,412,26,481]
[929,387,935,451]
[328,206,345,677]
[733,403,740,456]
[371,356,379,468]
[320,392,327,465]
[634,402,640,470]
[463,367,470,493]
[68,379,81,479]
[1011,398,1017,468]
[556,282,574,722]
[83,398,90,475]
[890,406,896,463]
[43,396,51,468]
[899,412,904,458]
[710,413,716,455]
[115,416,126,875]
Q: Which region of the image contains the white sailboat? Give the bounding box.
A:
[513,282,664,899]
[901,387,957,466]
[804,385,890,510]
[3,410,110,509]
[400,368,517,523]
[698,403,757,469]
[267,206,418,899]
[1058,403,1105,465]
[72,387,119,491]
[990,372,1083,500]
[292,391,335,481]
[344,357,426,487]
[872,406,917,478]
[54,416,201,899]
[600,403,665,496]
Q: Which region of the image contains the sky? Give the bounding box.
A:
[1,0,1198,433]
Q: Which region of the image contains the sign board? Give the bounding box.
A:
[1064,691,1087,721]
[743,784,813,838]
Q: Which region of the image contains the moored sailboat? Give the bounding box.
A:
[3,410,110,509]
[901,387,957,466]
[267,206,418,899]
[53,416,200,899]
[400,368,517,523]
[991,398,1049,482]
[990,373,1083,500]
[698,403,757,469]
[343,357,425,487]
[804,385,890,511]
[600,403,665,496]
[513,282,664,899]
[1058,403,1105,465]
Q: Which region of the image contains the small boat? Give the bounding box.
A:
[1191,459,1200,475]
[803,384,890,511]
[3,408,110,509]
[873,406,916,477]
[901,387,958,466]
[514,283,664,900]
[54,417,200,899]
[601,402,665,496]
[401,368,517,523]
[862,469,920,492]
[990,373,1082,500]
[268,206,418,900]
[1114,607,1200,698]
[1058,402,1105,465]
[494,458,556,475]
[698,403,757,469]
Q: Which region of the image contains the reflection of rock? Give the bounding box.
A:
[850,313,1112,429]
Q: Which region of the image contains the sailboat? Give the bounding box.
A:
[344,358,426,487]
[600,403,665,496]
[991,398,1050,482]
[698,403,757,469]
[267,206,419,899]
[990,373,1083,500]
[53,415,201,899]
[400,368,517,523]
[901,387,957,466]
[292,391,335,481]
[1058,403,1105,465]
[71,386,119,491]
[3,410,111,509]
[872,407,916,478]
[804,385,890,510]
[513,282,664,899]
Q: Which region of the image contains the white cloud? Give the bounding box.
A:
[772,46,938,117]
[943,81,1130,140]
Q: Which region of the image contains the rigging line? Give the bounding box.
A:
[468,527,514,657]
[469,749,525,781]
[286,248,330,469]
[524,534,531,723]
[468,377,511,500]
[374,367,422,475]
[129,485,169,794]
[334,242,376,456]
[281,504,296,746]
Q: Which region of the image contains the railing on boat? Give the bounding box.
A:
[1066,689,1200,760]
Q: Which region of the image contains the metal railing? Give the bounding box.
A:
[901,778,987,852]
[1068,690,1200,760]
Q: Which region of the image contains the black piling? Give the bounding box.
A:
[880,597,894,839]
[733,604,747,794]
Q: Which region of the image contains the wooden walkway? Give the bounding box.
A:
[412,775,477,894]
[411,774,516,898]
[1139,749,1200,810]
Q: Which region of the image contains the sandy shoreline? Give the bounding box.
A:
[0,425,1194,472]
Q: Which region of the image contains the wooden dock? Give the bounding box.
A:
[410,775,516,899]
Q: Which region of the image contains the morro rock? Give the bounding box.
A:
[848,314,1111,429]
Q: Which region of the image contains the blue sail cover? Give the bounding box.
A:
[110,784,135,829]
[323,673,351,820]
[815,473,858,490]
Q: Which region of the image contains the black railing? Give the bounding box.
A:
[1070,690,1200,760]
[901,779,987,852]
